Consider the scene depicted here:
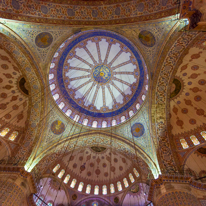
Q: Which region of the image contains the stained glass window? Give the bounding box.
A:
[129,110,134,117]
[121,116,126,122]
[36,196,43,206]
[70,179,77,188]
[110,184,115,193]
[117,181,122,191]
[48,203,53,206]
[112,120,116,126]
[63,175,70,184]
[86,184,91,194]
[78,182,84,192]
[133,168,139,177]
[190,135,200,146]
[102,185,107,195]
[50,84,55,91]
[129,173,135,183]
[58,169,65,179]
[83,119,88,126]
[49,73,54,80]
[92,121,98,128]
[94,185,99,195]
[0,128,10,137]
[136,103,140,110]
[58,102,65,109]
[180,139,189,149]
[74,115,80,122]
[53,93,59,100]
[142,94,146,100]
[102,121,107,128]
[66,109,72,117]
[123,178,129,188]
[50,63,55,68]
[201,131,206,140]
[9,131,18,141]
[53,164,60,173]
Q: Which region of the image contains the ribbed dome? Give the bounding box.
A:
[49,30,148,128]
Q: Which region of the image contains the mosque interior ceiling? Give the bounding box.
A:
[0,0,206,205]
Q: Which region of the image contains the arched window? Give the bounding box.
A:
[110,184,115,193]
[142,94,146,100]
[70,179,77,188]
[54,52,59,57]
[190,135,200,146]
[117,181,122,191]
[129,110,134,117]
[50,63,55,68]
[63,175,70,184]
[133,168,139,177]
[112,119,116,126]
[180,139,189,149]
[92,121,98,128]
[53,164,60,173]
[0,128,10,137]
[201,131,206,140]
[50,84,55,91]
[58,102,65,109]
[86,184,91,194]
[48,203,53,206]
[78,182,84,192]
[58,169,65,179]
[49,73,54,80]
[123,178,129,188]
[9,131,18,141]
[121,116,126,123]
[102,121,107,128]
[74,115,80,122]
[35,196,43,206]
[60,43,65,48]
[66,109,72,117]
[83,119,88,126]
[53,93,59,101]
[136,103,140,110]
[102,185,107,195]
[129,173,135,183]
[94,185,99,195]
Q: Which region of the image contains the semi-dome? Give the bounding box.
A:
[49,30,148,128]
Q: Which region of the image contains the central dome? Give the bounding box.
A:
[49,30,148,128]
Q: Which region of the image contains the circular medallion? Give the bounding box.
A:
[139,30,156,47]
[51,120,65,135]
[35,32,53,48]
[131,123,145,137]
[93,65,111,83]
[49,30,148,128]
[170,78,183,99]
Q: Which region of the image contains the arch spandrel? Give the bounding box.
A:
[151,25,205,173]
[0,26,46,164]
[28,131,159,178]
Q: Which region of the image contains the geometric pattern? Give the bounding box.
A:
[49,30,148,128]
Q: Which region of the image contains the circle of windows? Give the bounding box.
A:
[49,80,148,128]
[49,30,149,128]
[52,164,139,195]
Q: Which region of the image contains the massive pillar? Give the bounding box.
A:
[148,175,206,206]
[0,167,36,206]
